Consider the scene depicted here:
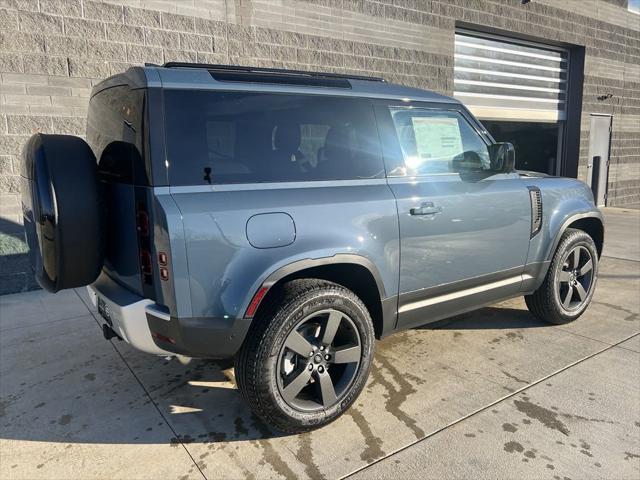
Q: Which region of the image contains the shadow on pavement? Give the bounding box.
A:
[422,306,548,330]
[1,302,546,447]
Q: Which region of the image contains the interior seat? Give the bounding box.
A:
[271,123,304,181]
[318,126,354,178]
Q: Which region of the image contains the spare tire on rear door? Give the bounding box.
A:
[21,133,104,293]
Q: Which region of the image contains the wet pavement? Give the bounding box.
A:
[1,207,638,480]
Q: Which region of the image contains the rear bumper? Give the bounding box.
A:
[88,272,251,359]
[146,311,251,359]
[87,273,171,355]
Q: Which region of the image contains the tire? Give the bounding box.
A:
[235,279,375,433]
[21,133,104,293]
[525,228,598,324]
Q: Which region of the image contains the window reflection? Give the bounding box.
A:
[389,108,491,175]
[164,92,386,185]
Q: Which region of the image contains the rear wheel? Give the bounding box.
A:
[526,228,598,324]
[235,279,375,433]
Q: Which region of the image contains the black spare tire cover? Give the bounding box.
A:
[21,133,104,292]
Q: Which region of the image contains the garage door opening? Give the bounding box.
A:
[454,29,570,175]
[482,121,561,174]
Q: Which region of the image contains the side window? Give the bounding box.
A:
[298,124,331,170]
[388,107,490,176]
[164,91,384,185]
[86,86,145,184]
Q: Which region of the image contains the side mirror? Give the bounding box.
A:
[488,142,515,173]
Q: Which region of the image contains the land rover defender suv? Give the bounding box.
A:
[21,63,604,433]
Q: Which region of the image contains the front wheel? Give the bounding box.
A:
[234,279,375,433]
[526,228,599,324]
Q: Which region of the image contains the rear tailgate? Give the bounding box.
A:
[86,84,155,299]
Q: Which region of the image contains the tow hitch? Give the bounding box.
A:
[102,324,123,341]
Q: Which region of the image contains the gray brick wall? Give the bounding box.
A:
[0,0,638,294]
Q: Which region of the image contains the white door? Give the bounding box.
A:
[587,114,612,207]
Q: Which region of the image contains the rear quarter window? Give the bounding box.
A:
[163,91,384,185]
[86,86,146,184]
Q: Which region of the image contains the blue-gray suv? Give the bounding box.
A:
[21,63,604,433]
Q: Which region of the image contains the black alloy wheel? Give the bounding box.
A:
[234,279,375,433]
[525,228,599,325]
[277,309,361,411]
[556,245,595,312]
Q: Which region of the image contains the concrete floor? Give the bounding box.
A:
[1,207,638,480]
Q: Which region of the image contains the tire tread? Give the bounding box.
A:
[525,228,597,325]
[235,278,373,433]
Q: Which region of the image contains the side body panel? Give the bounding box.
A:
[169,181,400,321]
[373,99,532,329]
[384,174,601,330]
[390,173,531,293]
[140,75,602,358]
[389,173,532,329]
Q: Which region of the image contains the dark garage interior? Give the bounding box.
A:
[482,121,561,174]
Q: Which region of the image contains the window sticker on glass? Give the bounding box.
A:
[390,107,491,176]
[412,116,463,162]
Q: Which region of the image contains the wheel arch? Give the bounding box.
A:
[547,211,604,261]
[249,255,395,339]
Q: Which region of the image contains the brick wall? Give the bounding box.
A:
[1,0,638,294]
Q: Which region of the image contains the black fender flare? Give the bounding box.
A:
[546,211,604,261]
[260,254,387,299]
[246,254,396,336]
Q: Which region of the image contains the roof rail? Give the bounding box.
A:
[161,62,385,83]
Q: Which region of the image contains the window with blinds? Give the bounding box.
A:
[454,31,569,122]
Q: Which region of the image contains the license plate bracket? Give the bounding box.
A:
[97,297,113,326]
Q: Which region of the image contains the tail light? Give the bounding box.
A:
[135,197,171,287]
[158,251,169,281]
[136,209,149,237]
[136,200,153,284]
[159,266,169,281]
[139,249,152,275]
